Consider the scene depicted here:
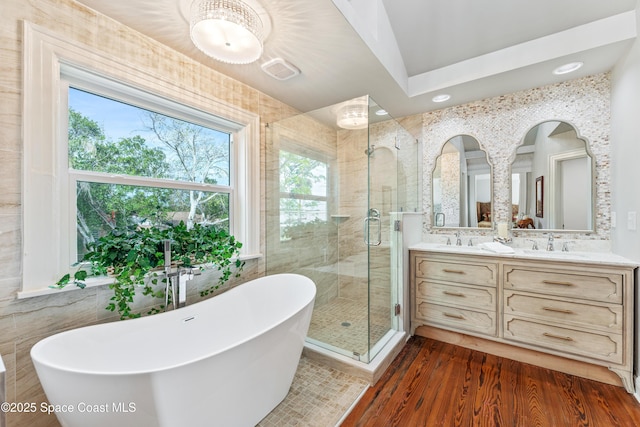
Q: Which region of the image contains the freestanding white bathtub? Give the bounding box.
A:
[31,274,316,427]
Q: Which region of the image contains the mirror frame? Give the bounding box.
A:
[431,134,493,231]
[510,120,596,233]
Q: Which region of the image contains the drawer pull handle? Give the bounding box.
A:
[542,280,575,287]
[543,332,574,342]
[444,312,465,320]
[543,306,575,314]
[443,291,465,297]
[443,269,465,274]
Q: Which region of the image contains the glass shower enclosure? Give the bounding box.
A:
[265,95,418,363]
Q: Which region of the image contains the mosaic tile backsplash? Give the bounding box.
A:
[420,73,611,242]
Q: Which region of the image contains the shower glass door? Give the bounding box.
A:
[365,97,418,361]
[265,95,417,363]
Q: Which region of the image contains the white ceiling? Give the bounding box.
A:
[73,0,637,119]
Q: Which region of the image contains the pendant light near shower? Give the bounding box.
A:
[190,0,266,64]
[336,99,369,130]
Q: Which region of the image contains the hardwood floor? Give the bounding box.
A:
[341,336,640,426]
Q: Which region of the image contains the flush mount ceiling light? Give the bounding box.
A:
[336,100,369,130]
[432,93,451,103]
[553,62,584,75]
[189,0,268,64]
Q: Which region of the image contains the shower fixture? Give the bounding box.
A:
[364,145,376,156]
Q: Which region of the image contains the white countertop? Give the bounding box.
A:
[409,242,639,267]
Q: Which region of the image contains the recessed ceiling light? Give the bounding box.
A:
[553,62,584,75]
[432,94,451,103]
[375,109,388,116]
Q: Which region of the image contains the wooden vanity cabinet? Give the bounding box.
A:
[413,255,498,337]
[410,250,636,393]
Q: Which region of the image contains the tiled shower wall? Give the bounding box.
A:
[420,73,612,242]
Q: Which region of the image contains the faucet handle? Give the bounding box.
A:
[525,239,538,250]
[446,237,451,245]
[468,238,474,247]
[561,241,575,252]
[546,234,555,251]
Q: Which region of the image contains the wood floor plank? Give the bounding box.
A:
[340,336,640,427]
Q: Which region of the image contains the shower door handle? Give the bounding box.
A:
[364,208,381,246]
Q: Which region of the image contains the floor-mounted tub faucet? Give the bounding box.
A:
[163,240,199,310]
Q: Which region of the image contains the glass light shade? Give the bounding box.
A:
[190,0,264,64]
[336,103,368,130]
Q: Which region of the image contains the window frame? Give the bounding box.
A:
[20,22,260,297]
[278,147,331,241]
[62,69,237,263]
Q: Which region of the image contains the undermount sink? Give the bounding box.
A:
[520,249,586,259]
[436,244,484,251]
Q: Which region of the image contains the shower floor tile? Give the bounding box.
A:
[257,356,368,427]
[308,297,391,356]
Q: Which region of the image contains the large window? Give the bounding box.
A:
[66,85,233,262]
[21,23,260,295]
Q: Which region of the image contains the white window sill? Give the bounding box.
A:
[17,276,115,299]
[17,253,262,300]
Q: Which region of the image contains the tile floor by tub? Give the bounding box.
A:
[257,356,369,427]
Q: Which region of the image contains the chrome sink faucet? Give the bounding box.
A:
[546,235,554,251]
[455,232,462,246]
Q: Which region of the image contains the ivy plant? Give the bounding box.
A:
[54,222,244,319]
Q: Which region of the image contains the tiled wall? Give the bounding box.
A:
[420,73,612,243]
[0,0,298,425]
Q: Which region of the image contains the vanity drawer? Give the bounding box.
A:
[503,265,623,304]
[504,316,623,364]
[415,301,496,336]
[415,257,498,288]
[503,292,623,332]
[416,280,497,311]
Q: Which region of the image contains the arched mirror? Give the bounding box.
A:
[510,121,594,231]
[432,135,492,228]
